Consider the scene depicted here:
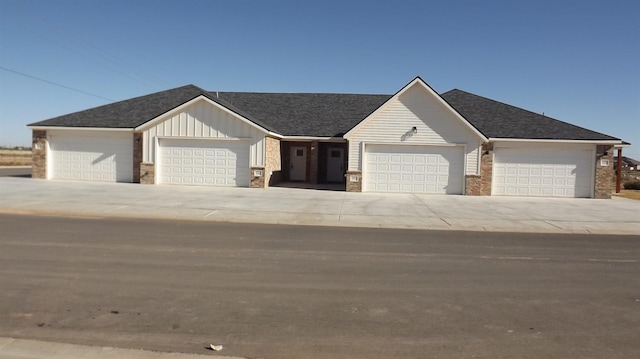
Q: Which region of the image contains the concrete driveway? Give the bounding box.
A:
[0,177,638,234]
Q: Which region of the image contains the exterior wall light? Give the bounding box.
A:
[412,126,417,134]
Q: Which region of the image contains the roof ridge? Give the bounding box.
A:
[120,84,206,102]
[212,91,392,96]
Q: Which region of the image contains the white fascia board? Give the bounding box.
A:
[344,77,489,142]
[614,143,631,148]
[133,95,276,136]
[267,132,283,139]
[489,138,623,145]
[281,136,346,142]
[28,126,133,132]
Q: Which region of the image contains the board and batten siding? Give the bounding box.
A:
[142,99,267,167]
[347,84,481,175]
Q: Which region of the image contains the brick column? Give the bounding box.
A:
[479,143,493,195]
[250,167,266,188]
[465,175,481,195]
[264,137,281,187]
[346,171,362,192]
[31,130,47,179]
[140,163,155,184]
[594,145,614,199]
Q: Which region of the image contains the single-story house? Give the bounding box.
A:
[28,77,629,198]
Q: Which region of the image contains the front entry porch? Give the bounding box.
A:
[280,140,347,186]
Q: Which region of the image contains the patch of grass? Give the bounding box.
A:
[613,190,640,201]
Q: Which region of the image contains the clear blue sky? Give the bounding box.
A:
[1,0,638,157]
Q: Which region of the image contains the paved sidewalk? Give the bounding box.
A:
[0,177,639,234]
[0,337,241,359]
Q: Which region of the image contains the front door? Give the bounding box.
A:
[290,146,307,181]
[326,148,344,182]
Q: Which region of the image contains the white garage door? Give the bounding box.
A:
[158,139,250,187]
[364,144,464,194]
[493,146,593,197]
[49,134,133,182]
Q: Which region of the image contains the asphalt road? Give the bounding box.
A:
[0,167,31,177]
[1,214,638,359]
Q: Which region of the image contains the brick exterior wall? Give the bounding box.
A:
[133,133,143,183]
[594,145,614,199]
[31,130,47,179]
[265,136,281,187]
[346,171,362,192]
[465,143,493,196]
[140,163,155,184]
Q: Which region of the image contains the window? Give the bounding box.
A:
[296,149,304,157]
[331,150,341,158]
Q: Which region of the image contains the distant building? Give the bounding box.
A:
[615,156,640,181]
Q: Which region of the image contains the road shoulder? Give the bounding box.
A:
[0,337,242,359]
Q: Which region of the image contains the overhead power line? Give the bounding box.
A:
[9,1,171,90]
[0,66,114,102]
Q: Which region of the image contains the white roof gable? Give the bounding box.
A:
[134,95,275,136]
[344,77,487,142]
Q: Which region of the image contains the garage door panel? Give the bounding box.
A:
[493,148,592,198]
[158,139,249,187]
[364,144,464,194]
[50,135,133,182]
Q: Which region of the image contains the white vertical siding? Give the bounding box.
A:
[347,84,482,175]
[142,99,266,167]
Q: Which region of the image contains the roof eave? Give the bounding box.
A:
[280,136,346,142]
[27,126,134,131]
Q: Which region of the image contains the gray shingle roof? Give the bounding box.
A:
[29,85,208,128]
[29,84,622,142]
[441,89,620,141]
[27,85,277,132]
[215,92,391,137]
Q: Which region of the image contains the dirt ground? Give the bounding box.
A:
[613,189,640,201]
[0,149,32,166]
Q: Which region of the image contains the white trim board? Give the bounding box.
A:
[281,136,347,142]
[489,138,622,144]
[29,126,133,132]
